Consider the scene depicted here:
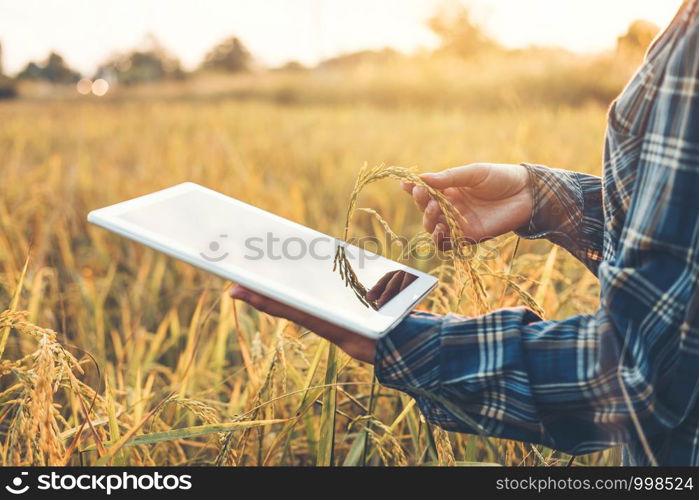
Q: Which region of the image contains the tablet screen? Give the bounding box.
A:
[117,188,420,316]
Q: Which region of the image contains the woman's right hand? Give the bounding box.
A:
[401,163,533,250]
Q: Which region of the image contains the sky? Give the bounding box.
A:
[0,0,685,75]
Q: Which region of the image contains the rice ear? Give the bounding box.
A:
[333,163,489,311]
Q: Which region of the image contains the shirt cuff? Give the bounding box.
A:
[514,163,583,243]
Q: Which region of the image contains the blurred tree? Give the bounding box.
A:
[428,2,498,58]
[201,37,252,72]
[43,53,82,83]
[616,20,660,56]
[17,52,81,83]
[276,60,307,72]
[17,62,42,80]
[96,36,184,84]
[318,48,402,70]
[0,41,16,99]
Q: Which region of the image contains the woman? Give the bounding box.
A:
[231,1,699,465]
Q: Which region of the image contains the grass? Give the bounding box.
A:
[0,68,615,465]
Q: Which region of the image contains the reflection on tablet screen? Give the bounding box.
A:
[365,270,419,310]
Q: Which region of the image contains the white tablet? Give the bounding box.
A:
[87,182,437,339]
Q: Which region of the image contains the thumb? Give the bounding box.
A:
[420,164,489,190]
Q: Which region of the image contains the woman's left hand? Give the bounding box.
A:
[229,285,377,363]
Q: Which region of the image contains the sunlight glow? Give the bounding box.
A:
[91,78,109,96]
[76,78,92,95]
[0,0,685,75]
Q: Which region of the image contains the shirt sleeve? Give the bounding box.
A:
[376,309,632,455]
[514,163,604,275]
[375,10,699,459]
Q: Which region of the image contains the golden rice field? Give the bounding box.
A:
[0,86,615,466]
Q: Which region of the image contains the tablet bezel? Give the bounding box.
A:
[87,182,438,339]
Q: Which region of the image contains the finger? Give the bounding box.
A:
[421,164,490,190]
[232,285,318,327]
[367,270,398,301]
[231,286,282,315]
[433,223,452,251]
[435,213,448,232]
[377,271,416,307]
[229,284,251,300]
[231,285,300,319]
[378,271,405,308]
[400,180,414,194]
[399,270,418,291]
[422,199,442,234]
[412,186,431,211]
[230,286,372,360]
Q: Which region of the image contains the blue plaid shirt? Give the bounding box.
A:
[375,1,699,466]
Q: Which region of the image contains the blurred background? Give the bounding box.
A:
[0,0,684,467]
[0,0,679,105]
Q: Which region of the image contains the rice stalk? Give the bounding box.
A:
[0,254,30,360]
[534,246,559,312]
[333,163,488,312]
[316,342,338,465]
[481,271,545,318]
[360,417,407,466]
[355,207,403,247]
[359,398,414,464]
[433,426,456,466]
[264,338,325,464]
[83,419,286,450]
[1,329,83,465]
[104,373,126,465]
[215,328,281,465]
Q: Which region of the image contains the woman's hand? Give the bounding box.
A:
[366,270,417,308]
[402,163,532,250]
[230,285,377,363]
